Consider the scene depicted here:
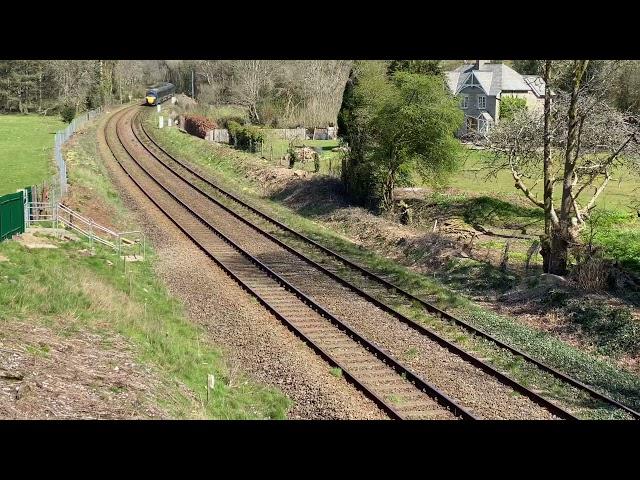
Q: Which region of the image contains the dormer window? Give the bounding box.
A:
[461,95,469,109]
[477,95,486,109]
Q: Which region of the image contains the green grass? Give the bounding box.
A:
[0,239,288,419]
[441,147,640,211]
[0,114,66,195]
[143,110,640,417]
[260,132,341,175]
[0,115,290,419]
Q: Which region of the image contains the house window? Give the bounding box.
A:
[461,95,469,109]
[478,95,486,109]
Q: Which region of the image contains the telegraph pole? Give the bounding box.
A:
[191,69,195,99]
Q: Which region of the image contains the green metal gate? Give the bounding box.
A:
[0,190,25,241]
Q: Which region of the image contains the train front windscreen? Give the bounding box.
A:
[145,91,157,105]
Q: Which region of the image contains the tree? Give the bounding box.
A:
[339,61,463,210]
[486,60,640,275]
[499,96,527,122]
[388,60,442,76]
[513,60,543,75]
[229,60,273,124]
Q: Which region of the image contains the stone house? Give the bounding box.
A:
[445,60,547,137]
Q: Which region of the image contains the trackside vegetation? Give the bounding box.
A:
[143,109,640,417]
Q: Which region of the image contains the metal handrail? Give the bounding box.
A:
[25,200,145,258]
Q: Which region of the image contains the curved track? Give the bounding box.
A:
[104,105,637,420]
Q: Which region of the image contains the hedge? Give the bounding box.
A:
[228,121,265,150]
[184,115,218,139]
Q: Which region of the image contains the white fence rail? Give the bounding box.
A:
[26,201,145,258]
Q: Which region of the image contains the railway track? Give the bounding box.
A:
[103,105,635,419]
[105,107,468,420]
[136,113,640,421]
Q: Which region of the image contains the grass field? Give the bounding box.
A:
[445,148,640,211]
[0,115,66,195]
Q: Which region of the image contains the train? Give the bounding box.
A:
[144,82,176,106]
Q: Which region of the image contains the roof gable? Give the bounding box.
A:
[446,62,545,98]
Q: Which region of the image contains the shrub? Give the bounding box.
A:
[217,114,246,129]
[499,96,528,122]
[184,115,218,139]
[227,121,265,151]
[566,299,640,356]
[60,104,77,123]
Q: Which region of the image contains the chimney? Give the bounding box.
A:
[475,60,489,70]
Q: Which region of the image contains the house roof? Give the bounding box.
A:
[522,75,546,97]
[446,63,545,97]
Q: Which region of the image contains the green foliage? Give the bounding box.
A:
[228,121,265,151]
[388,60,442,76]
[287,142,296,168]
[499,96,528,122]
[587,209,640,273]
[512,60,542,75]
[566,299,640,356]
[339,61,463,210]
[216,114,246,129]
[60,104,77,123]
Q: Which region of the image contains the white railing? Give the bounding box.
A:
[25,201,145,259]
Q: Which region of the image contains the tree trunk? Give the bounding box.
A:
[548,228,568,275]
[548,60,588,276]
[540,60,554,274]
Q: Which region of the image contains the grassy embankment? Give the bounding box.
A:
[144,110,640,418]
[0,114,289,419]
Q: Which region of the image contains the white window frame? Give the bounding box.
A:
[461,95,469,109]
[477,95,486,109]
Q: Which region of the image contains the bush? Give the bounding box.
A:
[217,114,246,129]
[227,121,265,151]
[184,114,218,139]
[60,104,77,123]
[499,96,528,122]
[566,299,640,356]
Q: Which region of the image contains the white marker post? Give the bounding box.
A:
[159,116,164,129]
[168,118,173,127]
[171,97,177,105]
[157,104,161,113]
[206,374,215,404]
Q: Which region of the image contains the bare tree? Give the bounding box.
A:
[229,60,273,123]
[487,60,640,275]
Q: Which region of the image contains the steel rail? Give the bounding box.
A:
[106,107,473,421]
[132,111,582,420]
[137,112,640,420]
